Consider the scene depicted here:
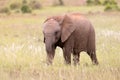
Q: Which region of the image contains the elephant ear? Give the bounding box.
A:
[61,15,75,42]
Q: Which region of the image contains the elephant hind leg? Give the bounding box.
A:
[87,38,99,65]
[87,51,98,65]
[87,27,98,65]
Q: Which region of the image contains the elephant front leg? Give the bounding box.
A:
[73,51,80,66]
[87,51,99,65]
[46,52,55,65]
[63,47,71,65]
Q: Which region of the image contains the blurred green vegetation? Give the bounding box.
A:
[0,0,42,14]
[86,0,101,5]
[104,0,120,11]
[0,0,119,14]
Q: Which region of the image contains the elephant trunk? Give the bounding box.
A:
[45,37,55,65]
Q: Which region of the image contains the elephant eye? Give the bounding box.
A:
[44,37,45,43]
[55,31,58,35]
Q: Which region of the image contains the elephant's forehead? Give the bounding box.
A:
[44,19,59,27]
[43,19,60,33]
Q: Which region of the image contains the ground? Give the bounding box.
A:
[0,6,120,80]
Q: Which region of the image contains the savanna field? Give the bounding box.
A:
[0,6,120,80]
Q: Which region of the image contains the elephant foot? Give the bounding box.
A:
[64,60,71,65]
[46,61,52,65]
[73,59,80,66]
[73,54,80,66]
[46,58,53,65]
[74,63,80,66]
[92,60,99,65]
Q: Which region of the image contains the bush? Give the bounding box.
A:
[10,3,21,10]
[22,0,27,4]
[53,0,64,6]
[29,0,41,9]
[104,0,120,11]
[103,0,117,5]
[0,7,10,13]
[15,9,21,13]
[87,0,101,6]
[104,4,120,11]
[103,0,109,5]
[104,3,112,11]
[21,5,32,13]
[86,0,93,5]
[94,0,101,5]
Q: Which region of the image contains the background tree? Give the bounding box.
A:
[87,0,101,5]
[53,0,64,6]
[94,0,101,4]
[58,0,64,5]
[104,0,120,11]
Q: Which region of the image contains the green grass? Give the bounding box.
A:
[0,6,120,80]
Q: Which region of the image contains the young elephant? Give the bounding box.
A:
[43,13,98,65]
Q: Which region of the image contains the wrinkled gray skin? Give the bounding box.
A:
[43,13,99,65]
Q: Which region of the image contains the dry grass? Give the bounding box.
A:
[0,6,120,80]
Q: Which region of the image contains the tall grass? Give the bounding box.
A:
[0,6,120,80]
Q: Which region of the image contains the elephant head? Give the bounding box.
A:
[43,15,76,65]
